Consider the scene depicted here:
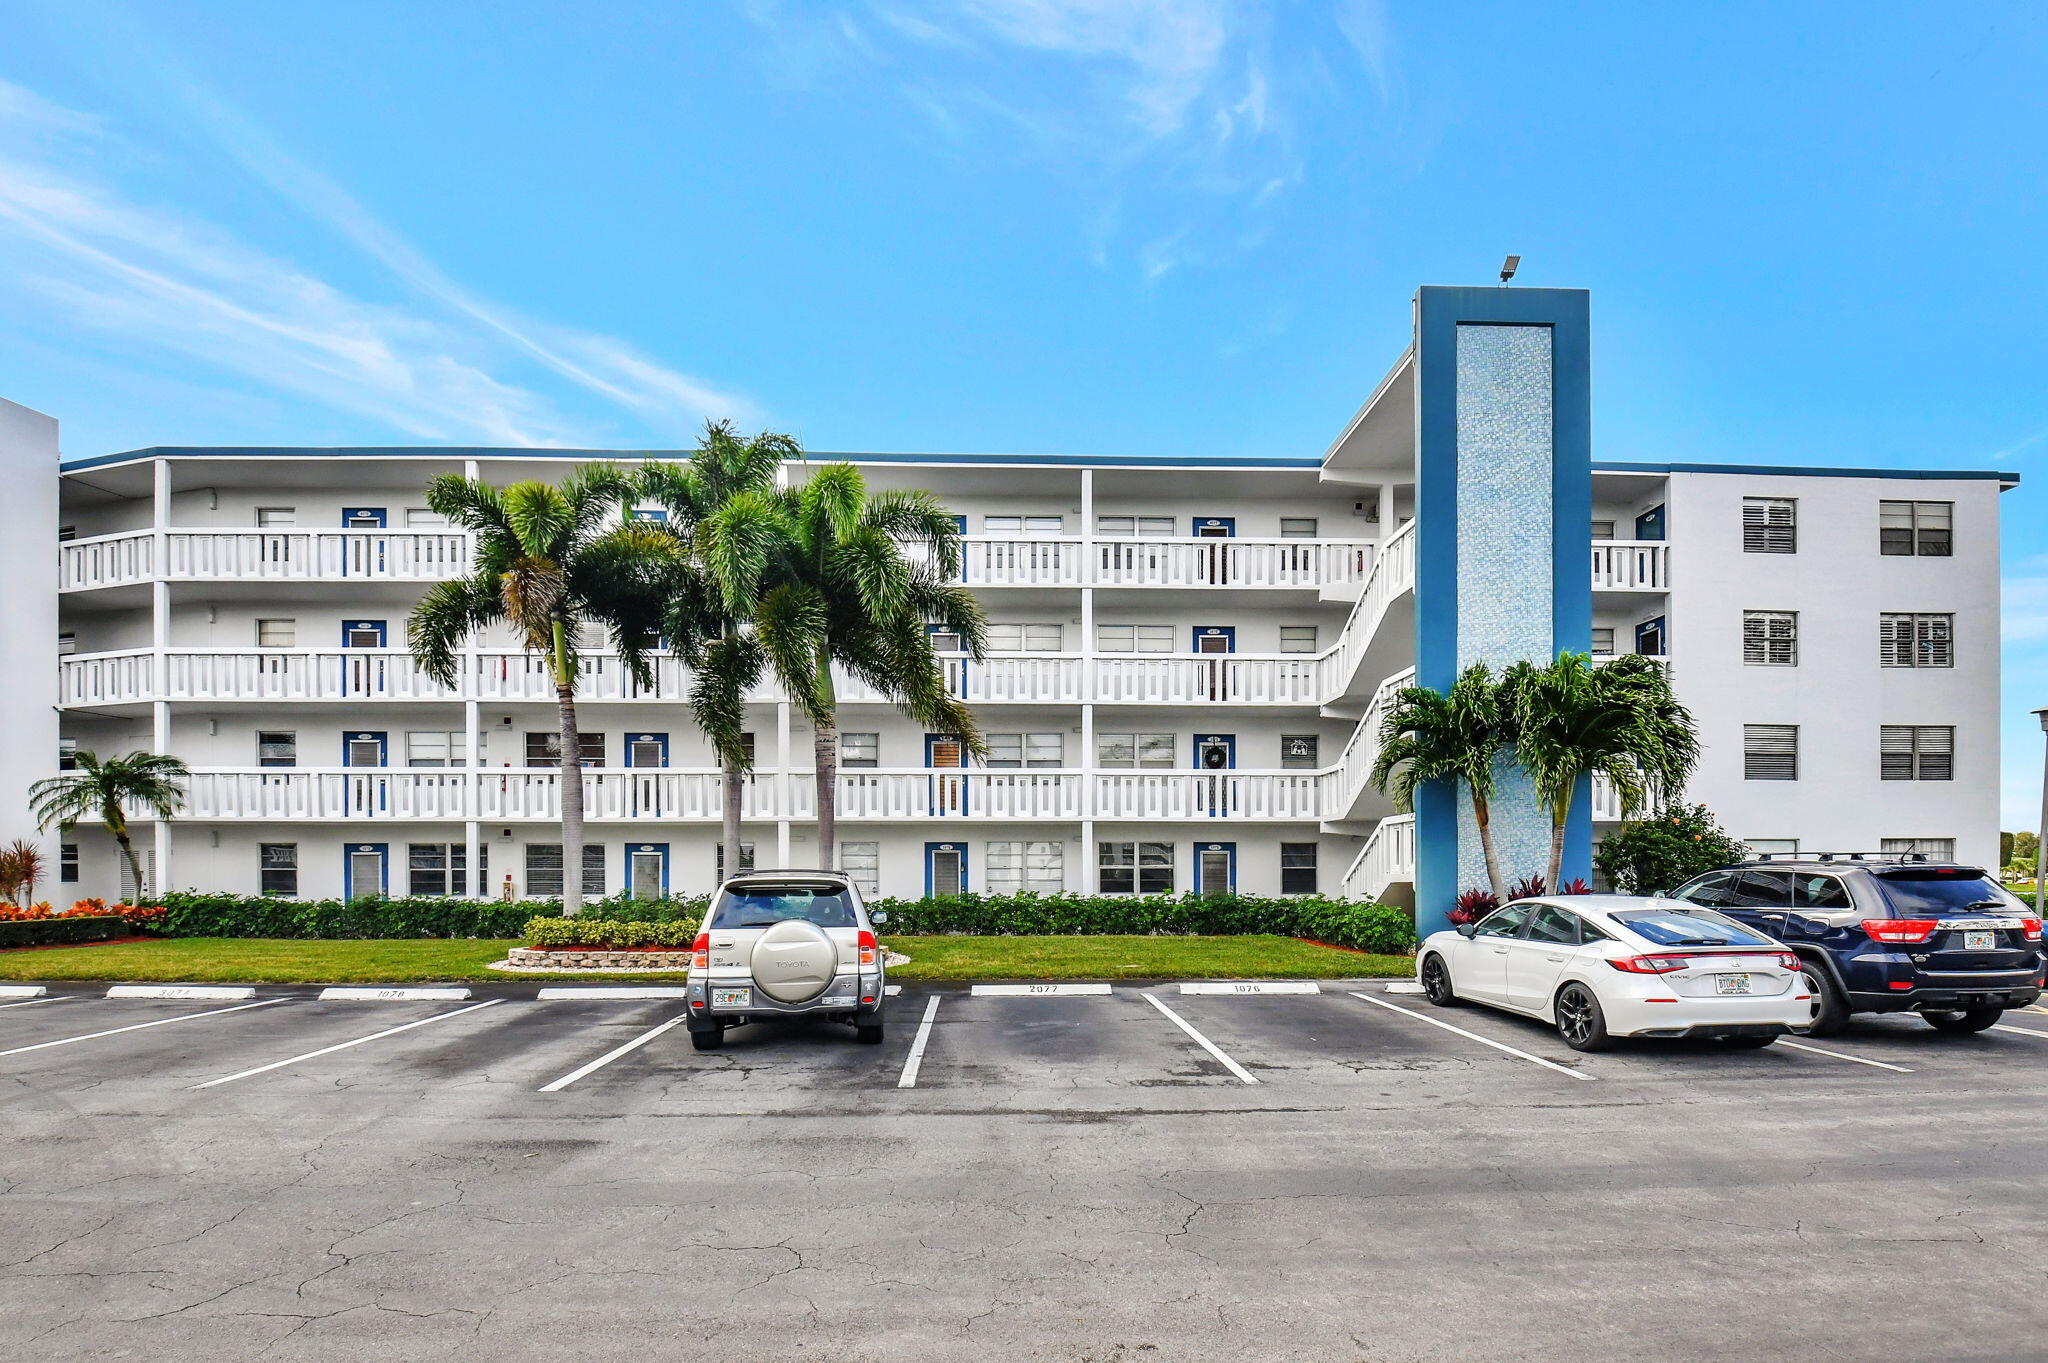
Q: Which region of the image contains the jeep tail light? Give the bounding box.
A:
[690,931,710,970]
[857,929,878,967]
[1608,954,1695,974]
[2022,917,2043,942]
[1862,918,1939,944]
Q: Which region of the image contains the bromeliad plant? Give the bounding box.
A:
[29,750,189,898]
[407,466,671,915]
[0,839,44,907]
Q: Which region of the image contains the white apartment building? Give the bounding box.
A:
[5,286,2011,929]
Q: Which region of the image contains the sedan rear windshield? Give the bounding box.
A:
[1610,907,1776,948]
[1875,869,2021,916]
[709,885,858,929]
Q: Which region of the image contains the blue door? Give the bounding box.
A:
[626,733,670,768]
[925,733,968,815]
[925,842,967,897]
[1192,517,1236,537]
[1195,735,1235,817]
[628,843,669,898]
[1635,616,1667,657]
[927,624,968,696]
[1192,626,1236,654]
[1634,505,1666,542]
[341,507,388,528]
[344,843,388,898]
[342,620,388,648]
[1196,842,1237,896]
[344,732,389,767]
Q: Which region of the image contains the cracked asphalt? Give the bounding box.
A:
[3,984,2046,1362]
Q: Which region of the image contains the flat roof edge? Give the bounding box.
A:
[62,447,1325,473]
[1597,461,2018,485]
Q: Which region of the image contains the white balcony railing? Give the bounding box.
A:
[1591,540,1668,591]
[159,766,1346,822]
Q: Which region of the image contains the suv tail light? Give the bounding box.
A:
[690,931,710,970]
[2022,917,2043,942]
[1862,918,1940,944]
[857,929,878,967]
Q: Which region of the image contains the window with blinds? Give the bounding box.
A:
[839,841,879,896]
[1743,724,1798,780]
[986,732,1064,769]
[986,622,1064,652]
[1880,725,1954,781]
[1881,837,1955,860]
[1742,497,1797,554]
[1879,613,1954,668]
[1879,500,1952,557]
[987,840,1063,893]
[1097,624,1174,653]
[1742,611,1798,666]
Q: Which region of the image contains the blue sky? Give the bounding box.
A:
[2,0,2044,824]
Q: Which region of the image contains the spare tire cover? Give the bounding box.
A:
[749,919,839,1003]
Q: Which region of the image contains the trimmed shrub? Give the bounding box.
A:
[864,893,1416,954]
[143,891,708,940]
[523,917,699,949]
[0,916,133,948]
[1594,804,1749,895]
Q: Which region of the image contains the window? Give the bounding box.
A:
[1881,725,1954,781]
[1280,842,1317,894]
[259,843,298,896]
[1742,497,1796,554]
[255,507,296,527]
[1743,725,1798,780]
[1096,624,1174,653]
[58,737,76,770]
[1278,625,1318,654]
[1880,613,1953,668]
[57,632,76,657]
[120,850,154,902]
[986,623,1064,652]
[1280,734,1319,769]
[840,841,880,896]
[927,627,965,653]
[408,843,469,896]
[1882,837,1956,860]
[525,732,606,766]
[256,618,296,648]
[986,732,1063,769]
[1096,515,1175,537]
[257,731,297,768]
[1473,904,1534,939]
[1099,732,1175,769]
[1099,841,1173,894]
[1526,905,1581,945]
[404,507,449,527]
[60,844,78,884]
[526,844,605,897]
[1793,874,1852,909]
[984,514,1064,533]
[1590,519,1616,539]
[841,732,879,769]
[1590,627,1615,656]
[1278,517,1318,538]
[988,840,1063,893]
[1743,611,1798,666]
[1744,839,1799,856]
[715,842,757,879]
[407,731,475,768]
[1880,500,1952,557]
[58,524,76,542]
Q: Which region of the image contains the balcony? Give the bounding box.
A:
[159,767,1340,822]
[1590,539,1669,591]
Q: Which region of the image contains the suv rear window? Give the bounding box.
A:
[1874,869,2021,916]
[1610,907,1776,947]
[709,884,857,929]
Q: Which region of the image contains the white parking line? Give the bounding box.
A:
[896,995,942,1088]
[0,999,283,1057]
[1990,1024,2048,1040]
[1778,1039,1914,1073]
[538,1012,691,1092]
[1179,981,1319,995]
[1142,992,1258,1084]
[1348,992,1596,1082]
[192,999,503,1089]
[0,996,64,1012]
[971,983,1112,997]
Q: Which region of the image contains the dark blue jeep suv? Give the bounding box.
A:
[1667,855,2044,1035]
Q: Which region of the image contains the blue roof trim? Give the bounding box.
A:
[62,446,1324,473]
[1597,460,2019,484]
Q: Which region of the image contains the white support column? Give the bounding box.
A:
[1077,467,1098,899]
[463,458,483,897]
[776,699,793,869]
[151,458,172,895]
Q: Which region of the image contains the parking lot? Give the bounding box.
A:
[4,982,2047,1362]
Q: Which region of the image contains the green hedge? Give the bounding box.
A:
[0,916,135,949]
[141,890,1414,955]
[524,917,699,949]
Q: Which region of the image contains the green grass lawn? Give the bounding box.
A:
[0,935,1411,984]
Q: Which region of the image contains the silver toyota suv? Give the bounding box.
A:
[684,870,888,1050]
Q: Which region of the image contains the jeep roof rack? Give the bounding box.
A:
[1750,851,1930,865]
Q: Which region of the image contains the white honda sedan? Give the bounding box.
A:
[1415,895,1813,1051]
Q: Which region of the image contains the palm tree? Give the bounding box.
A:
[690,460,987,870]
[407,466,669,914]
[636,423,808,881]
[1507,652,1700,889]
[1368,663,1515,899]
[30,751,189,899]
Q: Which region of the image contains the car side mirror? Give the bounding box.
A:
[1455,923,1477,939]
[869,910,890,926]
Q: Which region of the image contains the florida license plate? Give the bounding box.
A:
[1964,929,1995,951]
[712,988,751,1008]
[1715,974,1752,995]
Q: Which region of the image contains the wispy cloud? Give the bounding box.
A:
[2004,555,2048,644]
[0,76,753,446]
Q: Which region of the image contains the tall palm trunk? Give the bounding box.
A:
[811,653,839,869]
[721,766,744,881]
[553,623,586,916]
[108,806,146,899]
[1471,793,1507,900]
[1546,793,1571,891]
